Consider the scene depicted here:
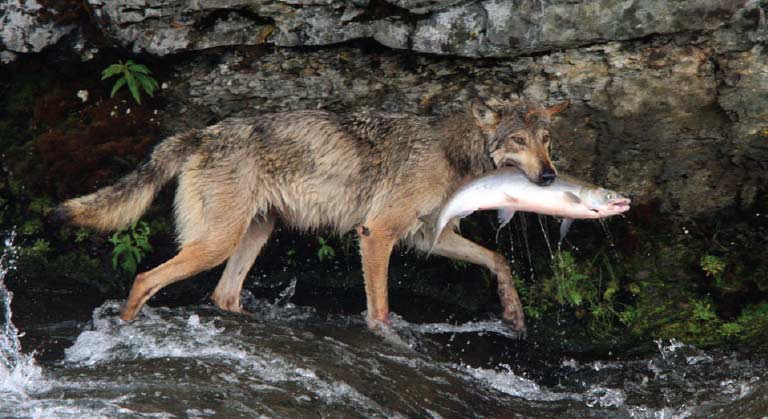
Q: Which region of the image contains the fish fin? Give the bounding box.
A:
[497,208,516,229]
[559,218,574,247]
[563,191,582,204]
[455,209,474,219]
[495,209,516,243]
[428,211,472,257]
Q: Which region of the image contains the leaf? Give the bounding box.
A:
[123,256,137,276]
[110,77,127,97]
[135,73,156,97]
[113,243,129,254]
[138,241,152,253]
[128,63,152,75]
[101,63,123,80]
[125,71,141,104]
[131,247,142,262]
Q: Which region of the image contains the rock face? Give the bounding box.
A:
[0,0,76,63]
[1,0,766,220]
[85,0,749,57]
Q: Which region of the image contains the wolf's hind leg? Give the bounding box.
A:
[211,215,275,313]
[120,224,248,321]
[418,229,526,332]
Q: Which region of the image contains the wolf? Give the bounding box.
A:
[52,97,568,332]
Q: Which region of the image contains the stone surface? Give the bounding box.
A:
[0,0,75,59]
[84,0,754,57]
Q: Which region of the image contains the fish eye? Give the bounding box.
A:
[606,192,613,199]
[512,136,526,145]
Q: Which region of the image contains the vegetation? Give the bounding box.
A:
[109,221,152,276]
[101,60,159,105]
[316,236,336,262]
[700,254,727,287]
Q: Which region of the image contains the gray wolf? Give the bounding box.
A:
[53,97,568,332]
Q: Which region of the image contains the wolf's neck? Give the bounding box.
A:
[438,112,494,177]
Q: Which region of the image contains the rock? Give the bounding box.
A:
[84,0,756,58]
[0,0,76,60]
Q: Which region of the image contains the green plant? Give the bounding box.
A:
[101,60,159,105]
[109,220,152,276]
[690,299,717,322]
[316,236,336,262]
[700,254,727,287]
[552,251,589,306]
[74,228,90,243]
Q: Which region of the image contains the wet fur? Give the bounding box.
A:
[55,99,567,331]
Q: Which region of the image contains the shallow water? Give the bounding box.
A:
[1,245,767,418]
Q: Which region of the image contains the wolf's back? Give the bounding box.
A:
[52,131,200,231]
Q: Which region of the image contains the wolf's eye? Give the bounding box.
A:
[542,134,550,144]
[512,136,526,145]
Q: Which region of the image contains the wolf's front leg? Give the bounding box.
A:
[357,219,408,330]
[421,229,526,332]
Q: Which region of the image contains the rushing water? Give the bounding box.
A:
[1,238,767,418]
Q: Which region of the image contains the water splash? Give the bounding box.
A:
[537,215,555,259]
[517,214,535,280]
[0,231,45,399]
[395,317,524,340]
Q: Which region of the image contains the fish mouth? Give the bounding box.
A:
[592,198,631,217]
[606,197,632,213]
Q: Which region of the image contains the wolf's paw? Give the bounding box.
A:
[212,296,247,315]
[368,315,416,350]
[366,315,392,331]
[501,307,527,334]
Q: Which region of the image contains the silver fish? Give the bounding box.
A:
[431,169,631,252]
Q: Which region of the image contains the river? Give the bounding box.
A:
[1,236,766,418]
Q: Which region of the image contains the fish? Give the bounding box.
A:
[430,169,631,252]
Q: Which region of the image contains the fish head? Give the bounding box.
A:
[581,188,632,217]
[472,99,568,186]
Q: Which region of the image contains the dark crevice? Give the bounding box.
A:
[194,8,275,31]
[350,0,423,25]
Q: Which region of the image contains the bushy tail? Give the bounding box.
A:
[51,132,200,232]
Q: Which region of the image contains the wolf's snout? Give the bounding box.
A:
[538,167,557,186]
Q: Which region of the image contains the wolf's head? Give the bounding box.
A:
[471,98,568,186]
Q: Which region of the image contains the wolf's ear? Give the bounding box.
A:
[545,100,569,118]
[471,99,501,131]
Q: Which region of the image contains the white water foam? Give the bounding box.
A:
[406,319,523,339]
[457,362,629,409]
[388,311,525,340]
[64,301,399,417]
[0,232,46,401]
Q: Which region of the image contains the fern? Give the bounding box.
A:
[102,60,159,105]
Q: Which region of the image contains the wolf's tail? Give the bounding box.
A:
[51,131,201,231]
